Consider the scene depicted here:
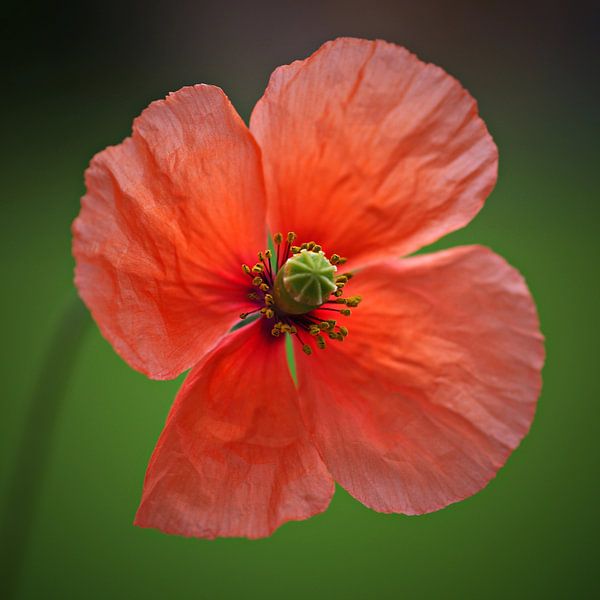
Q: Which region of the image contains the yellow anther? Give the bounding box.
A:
[252,276,263,286]
[336,276,348,284]
[334,289,344,297]
[265,308,275,319]
[264,294,274,306]
[290,325,297,334]
[309,325,320,336]
[302,344,312,355]
[259,283,270,292]
[280,324,291,333]
[340,308,351,316]
[313,244,322,253]
[326,319,337,328]
[287,232,297,243]
[258,251,264,261]
[307,241,316,250]
[242,264,252,275]
[274,232,283,244]
[260,307,267,314]
[330,254,341,264]
[273,322,283,331]
[316,335,326,349]
[291,245,301,254]
[318,322,330,331]
[328,331,339,340]
[300,242,308,250]
[247,292,259,300]
[333,298,347,304]
[271,328,281,337]
[252,263,264,273]
[339,326,349,337]
[265,249,272,258]
[338,257,347,265]
[345,296,362,307]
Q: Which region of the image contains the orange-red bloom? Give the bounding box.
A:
[72,38,544,539]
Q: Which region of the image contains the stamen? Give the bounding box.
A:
[261,251,273,282]
[279,232,296,269]
[274,232,283,270]
[291,327,312,355]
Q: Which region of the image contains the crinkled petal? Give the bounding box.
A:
[296,246,544,514]
[250,38,497,268]
[135,323,334,539]
[73,85,267,379]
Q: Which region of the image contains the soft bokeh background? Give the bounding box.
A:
[1,1,598,598]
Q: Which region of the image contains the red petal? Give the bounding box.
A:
[250,38,497,268]
[135,323,334,539]
[297,246,544,514]
[73,85,267,379]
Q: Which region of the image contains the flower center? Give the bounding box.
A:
[240,232,362,355]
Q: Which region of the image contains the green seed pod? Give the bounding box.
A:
[274,250,337,315]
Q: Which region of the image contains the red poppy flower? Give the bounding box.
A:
[72,38,544,539]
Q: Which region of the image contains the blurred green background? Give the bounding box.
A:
[1,1,598,598]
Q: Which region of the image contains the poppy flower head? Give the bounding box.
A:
[73,37,543,540]
[240,233,359,355]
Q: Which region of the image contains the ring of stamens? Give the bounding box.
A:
[240,232,362,355]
